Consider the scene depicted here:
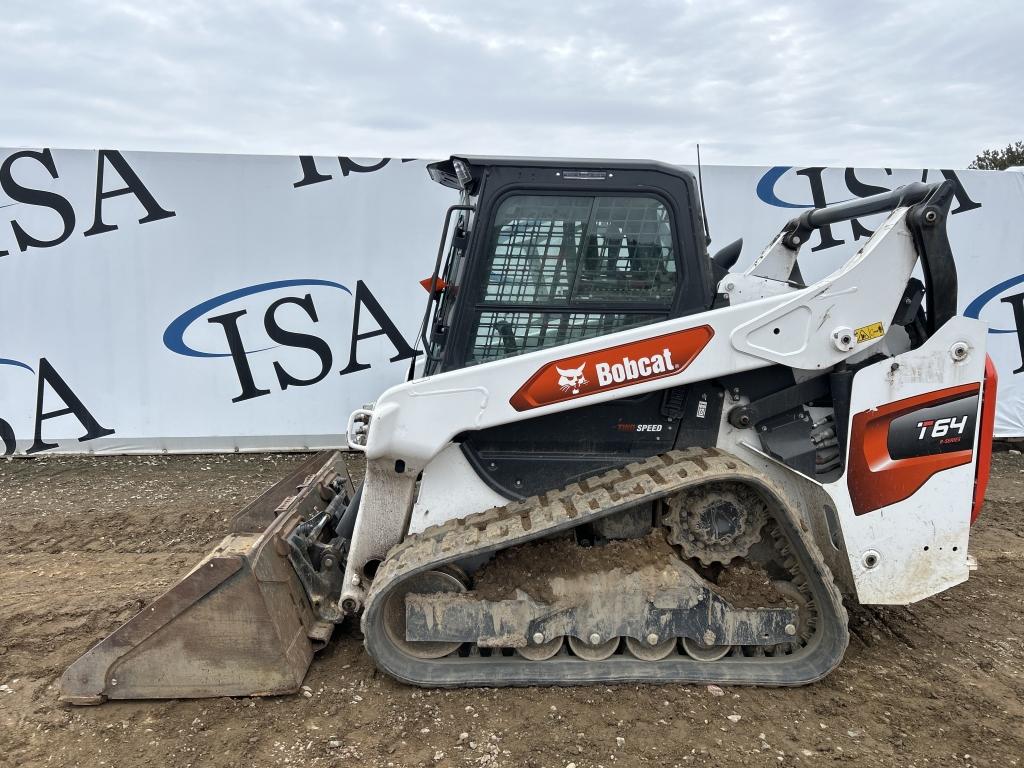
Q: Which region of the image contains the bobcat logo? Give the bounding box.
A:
[556,363,588,395]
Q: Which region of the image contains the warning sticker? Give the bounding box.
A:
[855,322,885,343]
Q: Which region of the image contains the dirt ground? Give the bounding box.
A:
[1,451,1022,768]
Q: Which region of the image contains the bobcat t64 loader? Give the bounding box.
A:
[61,156,997,702]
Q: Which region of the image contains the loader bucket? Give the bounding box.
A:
[60,450,351,704]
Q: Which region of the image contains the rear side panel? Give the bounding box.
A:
[824,317,988,604]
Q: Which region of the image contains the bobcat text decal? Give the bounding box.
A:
[509,327,714,411]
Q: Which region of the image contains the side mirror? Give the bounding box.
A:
[712,238,743,270]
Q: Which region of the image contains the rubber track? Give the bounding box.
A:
[362,447,849,687]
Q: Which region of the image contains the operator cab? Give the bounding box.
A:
[420,156,715,377]
[416,156,722,499]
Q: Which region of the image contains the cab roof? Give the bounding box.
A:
[426,155,696,193]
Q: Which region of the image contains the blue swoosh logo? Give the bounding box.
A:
[756,166,858,210]
[0,357,33,373]
[756,166,811,209]
[163,279,352,358]
[964,273,1024,334]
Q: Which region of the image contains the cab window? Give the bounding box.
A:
[468,194,677,364]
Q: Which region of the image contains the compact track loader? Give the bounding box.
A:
[61,156,997,703]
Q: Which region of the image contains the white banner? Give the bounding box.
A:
[0,149,1021,454]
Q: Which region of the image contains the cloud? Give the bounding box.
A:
[0,0,1020,167]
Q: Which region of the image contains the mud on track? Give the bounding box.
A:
[1,451,1022,768]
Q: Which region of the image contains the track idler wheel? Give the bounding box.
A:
[382,570,466,659]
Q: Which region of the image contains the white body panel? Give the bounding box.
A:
[821,317,986,604]
[409,444,511,534]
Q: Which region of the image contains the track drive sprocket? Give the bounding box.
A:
[662,483,767,565]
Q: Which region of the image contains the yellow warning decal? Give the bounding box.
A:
[854,322,885,343]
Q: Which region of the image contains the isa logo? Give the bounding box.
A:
[163,279,419,403]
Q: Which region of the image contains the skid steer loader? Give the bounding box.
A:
[61,156,997,703]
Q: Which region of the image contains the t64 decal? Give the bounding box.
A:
[847,382,981,515]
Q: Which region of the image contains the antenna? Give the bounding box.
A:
[696,143,711,245]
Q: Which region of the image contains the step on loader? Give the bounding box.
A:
[61,156,997,703]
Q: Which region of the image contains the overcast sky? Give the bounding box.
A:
[1,0,1020,168]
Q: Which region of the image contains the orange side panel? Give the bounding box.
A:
[847,382,980,516]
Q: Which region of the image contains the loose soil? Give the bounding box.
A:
[472,532,785,608]
[471,532,678,603]
[2,451,1023,767]
[714,563,789,609]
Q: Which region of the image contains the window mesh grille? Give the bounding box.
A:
[575,197,675,303]
[484,196,591,304]
[469,193,678,364]
[483,194,676,307]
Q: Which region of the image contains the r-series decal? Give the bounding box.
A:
[509,327,714,411]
